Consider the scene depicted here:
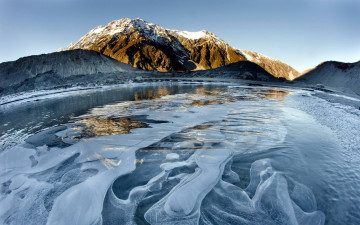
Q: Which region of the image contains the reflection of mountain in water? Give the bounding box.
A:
[134,87,171,101]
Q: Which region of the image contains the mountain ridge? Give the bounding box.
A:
[237,50,301,80]
[62,18,299,80]
[295,60,360,95]
[0,49,138,95]
[0,49,286,96]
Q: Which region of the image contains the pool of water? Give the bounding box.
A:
[0,82,359,225]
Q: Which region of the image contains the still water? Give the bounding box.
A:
[0,82,359,225]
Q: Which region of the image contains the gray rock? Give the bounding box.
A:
[0,49,139,95]
[295,61,360,96]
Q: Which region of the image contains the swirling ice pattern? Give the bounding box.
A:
[0,86,324,225]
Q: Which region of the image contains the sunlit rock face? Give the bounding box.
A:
[237,50,300,80]
[66,18,246,72]
[64,18,299,79]
[3,83,359,225]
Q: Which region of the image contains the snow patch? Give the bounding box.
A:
[173,30,206,39]
[90,26,105,34]
[237,49,280,63]
[288,71,294,80]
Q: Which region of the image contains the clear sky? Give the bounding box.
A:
[0,0,359,72]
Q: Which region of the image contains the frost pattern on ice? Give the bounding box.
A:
[0,85,325,225]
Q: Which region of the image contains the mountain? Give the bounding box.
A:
[296,61,360,95]
[237,50,300,80]
[185,61,283,82]
[0,49,285,98]
[0,49,138,95]
[64,18,298,79]
[64,18,245,72]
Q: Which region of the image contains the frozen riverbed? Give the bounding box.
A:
[0,82,359,225]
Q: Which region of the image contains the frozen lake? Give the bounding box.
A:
[0,82,359,225]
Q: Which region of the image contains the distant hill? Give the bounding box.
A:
[295,61,360,95]
[0,49,137,95]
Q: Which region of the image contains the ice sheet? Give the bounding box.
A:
[0,85,327,225]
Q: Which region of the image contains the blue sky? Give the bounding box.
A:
[0,0,359,71]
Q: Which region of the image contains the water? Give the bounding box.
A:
[0,83,194,151]
[0,82,359,225]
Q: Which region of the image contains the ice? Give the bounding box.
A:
[145,149,233,223]
[252,172,325,225]
[0,85,328,224]
[198,159,325,225]
[25,126,67,147]
[286,90,360,224]
[47,155,135,225]
[0,86,102,106]
[287,91,360,161]
[166,153,180,160]
[0,89,238,224]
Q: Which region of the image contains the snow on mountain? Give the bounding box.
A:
[237,49,300,80]
[238,50,282,63]
[74,18,220,46]
[61,18,298,79]
[172,30,207,39]
[63,18,244,72]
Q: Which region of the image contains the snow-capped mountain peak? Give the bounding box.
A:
[64,18,243,72]
[71,18,225,49]
[62,18,299,79]
[75,18,167,45]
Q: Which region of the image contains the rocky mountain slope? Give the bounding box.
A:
[0,50,286,97]
[296,61,360,95]
[64,18,298,79]
[184,61,282,82]
[0,49,138,95]
[65,18,245,72]
[237,50,300,80]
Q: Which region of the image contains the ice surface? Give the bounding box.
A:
[198,159,325,225]
[0,86,100,106]
[166,153,179,160]
[287,91,360,161]
[0,84,331,224]
[145,149,233,223]
[0,82,160,106]
[286,90,360,224]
